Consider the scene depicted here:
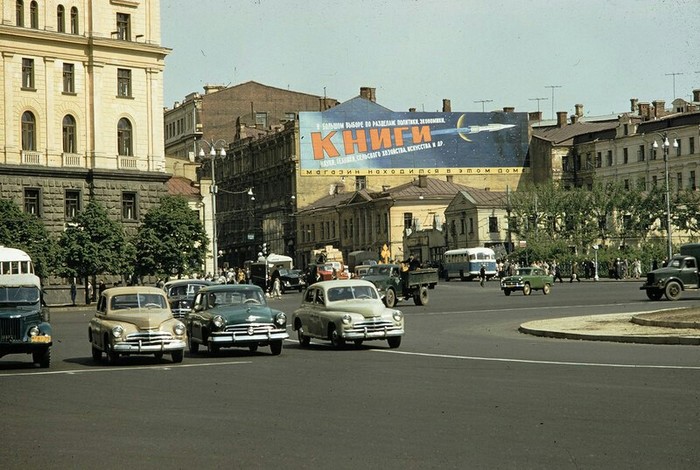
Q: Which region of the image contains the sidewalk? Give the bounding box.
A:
[519,308,700,345]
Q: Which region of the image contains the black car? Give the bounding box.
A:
[276,268,306,293]
[163,279,212,318]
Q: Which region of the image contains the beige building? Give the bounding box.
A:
[0,0,170,240]
[443,187,509,255]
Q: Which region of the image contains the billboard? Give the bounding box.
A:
[299,110,529,176]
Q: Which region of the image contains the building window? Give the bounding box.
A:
[637,177,646,191]
[652,175,658,188]
[623,124,629,136]
[676,139,682,157]
[255,112,267,129]
[403,212,412,230]
[70,7,78,34]
[16,0,24,27]
[355,176,366,191]
[638,145,645,162]
[57,5,65,32]
[460,217,465,234]
[677,172,683,193]
[65,190,80,219]
[489,216,498,233]
[624,179,629,190]
[595,152,602,168]
[122,192,137,220]
[29,1,38,28]
[117,69,131,97]
[21,111,36,150]
[62,115,77,153]
[24,188,40,216]
[284,112,296,122]
[22,58,34,89]
[606,150,613,166]
[63,63,75,93]
[690,137,695,155]
[117,118,133,156]
[469,217,474,234]
[116,13,131,40]
[623,148,628,164]
[690,171,696,191]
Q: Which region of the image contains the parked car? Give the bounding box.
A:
[277,268,306,293]
[88,286,186,364]
[500,267,553,296]
[163,279,212,318]
[292,280,404,348]
[185,284,288,355]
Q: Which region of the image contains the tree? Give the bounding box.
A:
[0,198,58,279]
[57,200,134,298]
[133,196,208,279]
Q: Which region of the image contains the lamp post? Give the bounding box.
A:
[592,244,599,281]
[652,133,678,261]
[197,139,227,277]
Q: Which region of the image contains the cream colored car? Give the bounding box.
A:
[88,286,186,365]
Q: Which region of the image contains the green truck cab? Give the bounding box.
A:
[363,264,438,308]
[641,243,700,301]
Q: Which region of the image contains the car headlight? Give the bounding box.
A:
[392,310,403,322]
[274,312,287,327]
[111,325,124,339]
[212,315,225,329]
[28,326,39,337]
[341,314,352,325]
[174,322,185,336]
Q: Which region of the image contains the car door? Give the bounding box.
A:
[188,292,206,341]
[306,287,326,337]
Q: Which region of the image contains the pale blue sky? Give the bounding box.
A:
[162,0,700,118]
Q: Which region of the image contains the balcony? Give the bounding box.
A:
[118,156,138,169]
[21,150,43,165]
[62,152,83,167]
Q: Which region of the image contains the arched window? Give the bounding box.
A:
[57,5,65,33]
[62,115,77,153]
[22,111,36,151]
[117,118,132,156]
[70,7,78,34]
[16,1,24,27]
[29,1,38,29]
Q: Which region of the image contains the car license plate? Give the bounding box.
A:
[30,335,51,343]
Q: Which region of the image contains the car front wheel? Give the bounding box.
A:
[522,283,532,296]
[387,336,401,349]
[543,283,551,295]
[329,325,344,348]
[33,347,50,368]
[91,344,102,362]
[503,289,511,296]
[384,288,397,308]
[270,340,283,355]
[297,326,310,347]
[171,350,184,363]
[665,281,682,301]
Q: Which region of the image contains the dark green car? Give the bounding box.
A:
[500,267,553,296]
[185,284,289,355]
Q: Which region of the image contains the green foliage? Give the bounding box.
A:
[57,200,134,279]
[133,196,208,278]
[0,198,58,279]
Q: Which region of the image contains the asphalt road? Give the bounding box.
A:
[2,280,699,469]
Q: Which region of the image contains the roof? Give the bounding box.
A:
[532,121,619,146]
[166,176,200,197]
[322,96,392,114]
[383,177,470,199]
[455,187,507,206]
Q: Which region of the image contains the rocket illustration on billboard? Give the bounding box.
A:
[427,114,516,142]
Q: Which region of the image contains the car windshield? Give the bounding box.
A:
[326,285,379,302]
[516,269,532,276]
[0,286,40,304]
[111,293,168,310]
[367,265,391,276]
[168,283,206,297]
[207,289,267,307]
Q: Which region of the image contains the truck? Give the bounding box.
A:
[641,243,700,301]
[363,264,439,307]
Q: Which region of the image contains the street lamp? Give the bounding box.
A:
[592,244,599,281]
[652,134,678,261]
[197,139,227,277]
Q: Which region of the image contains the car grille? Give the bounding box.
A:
[0,317,22,341]
[352,319,396,332]
[124,331,175,345]
[285,278,300,286]
[223,323,280,335]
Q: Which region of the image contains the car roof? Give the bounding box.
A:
[198,284,264,293]
[103,286,167,298]
[163,279,211,288]
[308,279,376,290]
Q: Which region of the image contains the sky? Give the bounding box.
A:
[161,0,700,119]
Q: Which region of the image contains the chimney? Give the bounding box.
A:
[528,111,543,122]
[638,103,650,120]
[360,87,376,102]
[408,107,416,112]
[203,84,225,95]
[630,98,639,112]
[570,114,579,124]
[574,104,584,117]
[694,90,700,103]
[652,100,666,118]
[503,107,515,113]
[442,99,451,112]
[418,175,428,188]
[556,111,567,128]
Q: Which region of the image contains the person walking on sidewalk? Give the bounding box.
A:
[570,261,581,283]
[479,264,487,287]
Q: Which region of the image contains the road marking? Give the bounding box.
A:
[0,360,252,378]
[417,302,653,316]
[375,349,700,370]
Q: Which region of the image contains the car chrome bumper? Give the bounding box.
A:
[113,339,186,353]
[342,328,404,340]
[209,330,289,345]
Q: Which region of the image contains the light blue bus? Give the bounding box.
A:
[442,247,497,281]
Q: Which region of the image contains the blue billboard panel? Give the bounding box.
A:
[299,111,529,176]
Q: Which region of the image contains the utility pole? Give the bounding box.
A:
[544,85,562,119]
[528,97,548,118]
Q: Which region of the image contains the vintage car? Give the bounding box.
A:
[277,268,306,293]
[500,267,554,296]
[163,279,212,318]
[291,280,404,348]
[185,284,288,355]
[0,272,52,368]
[88,286,186,364]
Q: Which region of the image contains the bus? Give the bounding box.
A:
[442,247,497,281]
[0,246,35,275]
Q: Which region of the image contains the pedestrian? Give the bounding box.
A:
[570,261,581,283]
[87,280,93,304]
[271,276,282,299]
[98,280,107,297]
[479,264,486,287]
[554,263,564,283]
[70,279,77,306]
